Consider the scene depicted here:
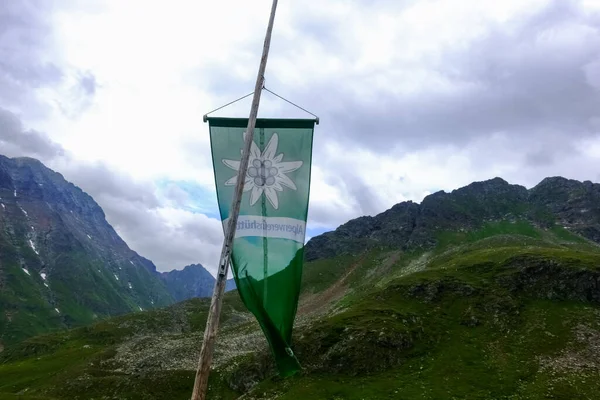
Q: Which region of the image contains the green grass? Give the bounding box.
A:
[239,248,600,399]
[0,249,175,347]
[243,299,599,399]
[0,202,175,347]
[0,298,212,399]
[1,221,600,399]
[299,254,359,294]
[228,234,600,399]
[436,220,542,249]
[549,225,592,244]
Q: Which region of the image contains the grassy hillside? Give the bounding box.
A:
[0,156,175,348]
[1,221,599,399]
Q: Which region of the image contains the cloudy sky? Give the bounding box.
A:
[2,0,600,274]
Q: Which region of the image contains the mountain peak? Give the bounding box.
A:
[11,156,44,165]
[161,264,236,301]
[532,176,600,191]
[0,154,174,346]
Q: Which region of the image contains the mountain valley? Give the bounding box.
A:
[1,160,599,399]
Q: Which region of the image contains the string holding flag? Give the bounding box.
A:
[202,86,319,125]
[190,0,318,398]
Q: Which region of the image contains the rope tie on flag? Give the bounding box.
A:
[263,87,319,123]
[202,91,255,122]
[203,87,320,124]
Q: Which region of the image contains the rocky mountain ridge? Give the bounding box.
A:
[0,156,220,347]
[160,264,236,301]
[305,176,600,261]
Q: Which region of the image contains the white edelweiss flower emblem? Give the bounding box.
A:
[222,132,302,209]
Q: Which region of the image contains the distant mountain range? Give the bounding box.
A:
[305,176,600,260]
[0,155,233,347]
[161,264,236,301]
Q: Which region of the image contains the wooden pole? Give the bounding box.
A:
[190,1,279,399]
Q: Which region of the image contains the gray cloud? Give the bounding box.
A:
[96,195,223,271]
[0,111,178,271]
[584,58,600,89]
[49,156,223,272]
[163,183,191,207]
[344,176,388,216]
[525,150,556,167]
[236,0,599,156]
[56,70,99,119]
[78,71,97,97]
[59,162,161,209]
[522,132,581,167]
[47,158,224,272]
[0,0,63,116]
[0,1,98,121]
[307,202,353,230]
[0,107,65,159]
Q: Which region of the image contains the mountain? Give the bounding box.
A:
[0,154,244,349]
[1,176,599,399]
[0,155,175,347]
[305,176,600,261]
[161,264,237,301]
[225,278,237,291]
[0,154,239,348]
[529,176,600,242]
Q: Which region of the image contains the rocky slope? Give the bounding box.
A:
[529,176,600,242]
[305,176,600,261]
[161,264,236,301]
[0,155,175,347]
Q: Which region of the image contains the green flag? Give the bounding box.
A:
[207,117,315,376]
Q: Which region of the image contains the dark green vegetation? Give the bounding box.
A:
[1,218,599,399]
